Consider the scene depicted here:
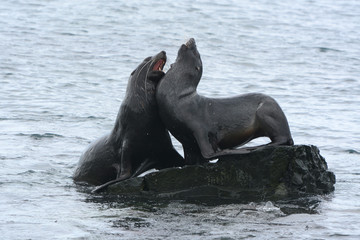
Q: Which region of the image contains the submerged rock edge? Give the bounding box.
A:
[105,145,335,201]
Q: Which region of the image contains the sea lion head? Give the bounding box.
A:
[146,51,167,83]
[127,51,167,94]
[169,38,203,86]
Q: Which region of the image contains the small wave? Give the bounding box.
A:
[0,117,24,121]
[259,201,282,213]
[17,170,36,175]
[58,32,77,36]
[87,116,100,119]
[17,133,64,140]
[30,133,64,139]
[317,47,342,53]
[0,155,25,160]
[346,149,360,155]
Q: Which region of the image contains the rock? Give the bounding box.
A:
[105,145,335,202]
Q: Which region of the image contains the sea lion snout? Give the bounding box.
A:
[185,38,196,48]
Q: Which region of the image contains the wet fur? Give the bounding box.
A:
[156,39,293,165]
[74,52,184,189]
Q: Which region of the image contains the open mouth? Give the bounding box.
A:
[152,58,166,71]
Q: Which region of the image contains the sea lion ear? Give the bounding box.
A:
[147,71,165,83]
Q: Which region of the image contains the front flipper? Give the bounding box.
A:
[91,174,130,193]
[183,144,206,165]
[116,142,133,180]
[130,158,157,177]
[92,143,133,193]
[193,129,252,160]
[91,158,156,193]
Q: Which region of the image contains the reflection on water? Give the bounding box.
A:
[82,194,329,239]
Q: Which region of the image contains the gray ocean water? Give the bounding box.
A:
[1,0,359,239]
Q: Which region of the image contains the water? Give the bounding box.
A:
[1,0,359,239]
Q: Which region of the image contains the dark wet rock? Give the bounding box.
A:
[105,145,335,202]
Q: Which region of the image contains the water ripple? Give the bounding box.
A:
[16,133,64,140]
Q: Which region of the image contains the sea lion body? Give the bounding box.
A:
[74,51,184,186]
[73,134,118,185]
[156,39,293,164]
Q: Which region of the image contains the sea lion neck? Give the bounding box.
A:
[163,65,199,97]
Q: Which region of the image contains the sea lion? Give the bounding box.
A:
[73,51,184,187]
[156,38,294,165]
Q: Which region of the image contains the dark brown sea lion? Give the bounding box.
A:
[156,38,294,165]
[73,51,184,187]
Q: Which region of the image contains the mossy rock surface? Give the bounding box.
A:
[106,145,336,201]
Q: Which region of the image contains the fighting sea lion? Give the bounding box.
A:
[156,38,294,165]
[73,51,184,187]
